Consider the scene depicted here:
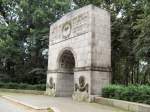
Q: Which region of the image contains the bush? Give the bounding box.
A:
[0,82,46,91]
[102,85,150,105]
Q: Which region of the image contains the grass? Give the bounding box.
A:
[47,108,54,112]
[0,82,46,91]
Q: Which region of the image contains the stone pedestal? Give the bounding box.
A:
[46,5,111,101]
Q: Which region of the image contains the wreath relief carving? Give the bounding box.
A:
[75,76,88,92]
[62,22,71,38]
[48,77,55,89]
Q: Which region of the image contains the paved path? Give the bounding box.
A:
[0,97,29,112]
[0,92,129,112]
[0,94,47,112]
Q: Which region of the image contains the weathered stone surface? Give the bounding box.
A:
[46,4,111,100]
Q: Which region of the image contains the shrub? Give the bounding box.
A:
[102,85,150,105]
[0,82,46,91]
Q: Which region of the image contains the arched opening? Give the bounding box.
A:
[58,50,75,96]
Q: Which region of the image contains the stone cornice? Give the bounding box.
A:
[47,69,74,74]
[74,66,111,72]
[47,66,111,73]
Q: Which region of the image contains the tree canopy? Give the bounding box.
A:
[0,0,149,85]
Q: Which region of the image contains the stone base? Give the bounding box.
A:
[72,91,89,102]
[45,88,56,96]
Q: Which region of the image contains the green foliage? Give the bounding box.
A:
[0,0,72,84]
[47,108,54,112]
[134,1,150,55]
[0,82,46,90]
[75,0,150,85]
[0,0,150,85]
[102,85,150,104]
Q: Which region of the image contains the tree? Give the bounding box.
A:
[73,0,150,84]
[0,0,149,85]
[0,0,71,84]
[134,0,150,84]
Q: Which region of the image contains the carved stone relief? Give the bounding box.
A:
[48,77,55,89]
[50,12,90,45]
[75,76,88,92]
[62,22,71,38]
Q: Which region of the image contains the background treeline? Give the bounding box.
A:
[0,0,149,85]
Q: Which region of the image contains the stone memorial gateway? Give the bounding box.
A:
[46,5,111,101]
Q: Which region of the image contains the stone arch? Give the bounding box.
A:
[57,47,77,69]
[56,47,76,96]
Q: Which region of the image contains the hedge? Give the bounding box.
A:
[102,85,150,105]
[0,82,46,91]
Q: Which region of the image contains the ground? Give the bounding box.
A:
[0,92,130,112]
[0,97,47,112]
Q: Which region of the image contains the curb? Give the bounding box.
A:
[95,97,150,112]
[1,96,61,112]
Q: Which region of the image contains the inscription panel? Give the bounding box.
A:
[50,12,90,45]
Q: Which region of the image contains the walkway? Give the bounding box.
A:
[0,92,129,112]
[0,96,46,112]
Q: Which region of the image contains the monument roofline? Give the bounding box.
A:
[50,4,110,27]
